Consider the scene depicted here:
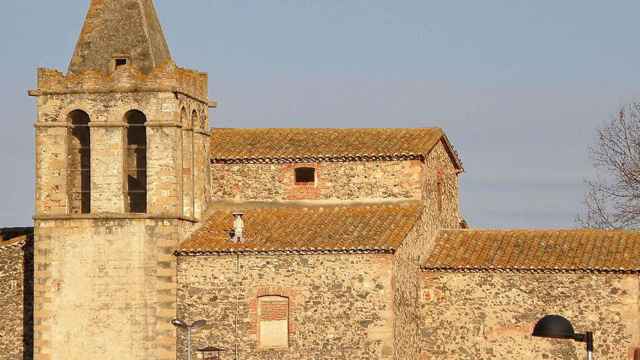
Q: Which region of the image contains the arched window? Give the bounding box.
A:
[181,107,194,217]
[68,110,91,214]
[191,109,199,133]
[192,110,204,217]
[125,110,147,213]
[199,109,207,130]
[258,296,289,349]
[191,110,199,136]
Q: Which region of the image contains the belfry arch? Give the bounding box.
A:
[124,110,147,213]
[67,110,91,214]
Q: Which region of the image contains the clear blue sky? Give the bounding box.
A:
[2,0,640,228]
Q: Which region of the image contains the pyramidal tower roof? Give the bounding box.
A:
[69,0,172,74]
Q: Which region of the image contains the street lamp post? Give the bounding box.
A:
[532,315,594,360]
[172,319,207,360]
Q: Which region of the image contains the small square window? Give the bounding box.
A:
[114,58,128,69]
[295,167,315,185]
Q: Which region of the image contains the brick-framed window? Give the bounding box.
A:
[249,287,298,349]
[294,167,316,185]
[257,296,289,349]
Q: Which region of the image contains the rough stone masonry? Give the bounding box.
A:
[2,1,640,359]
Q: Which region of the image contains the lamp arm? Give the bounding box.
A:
[573,333,593,348]
[585,331,594,353]
[574,332,594,360]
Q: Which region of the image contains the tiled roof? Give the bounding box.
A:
[177,201,423,255]
[209,128,461,167]
[422,229,640,273]
[0,227,33,249]
[0,235,27,248]
[1,227,33,240]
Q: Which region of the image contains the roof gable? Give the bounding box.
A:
[423,229,640,273]
[209,128,462,168]
[177,201,423,255]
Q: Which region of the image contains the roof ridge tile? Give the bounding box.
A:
[209,128,461,166]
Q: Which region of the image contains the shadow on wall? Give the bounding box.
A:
[2,227,35,360]
[23,234,34,360]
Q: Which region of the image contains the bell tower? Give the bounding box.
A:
[30,1,211,359]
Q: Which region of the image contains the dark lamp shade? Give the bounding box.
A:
[532,315,576,340]
[171,319,187,329]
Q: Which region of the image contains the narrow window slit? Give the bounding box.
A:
[125,110,147,213]
[114,58,128,69]
[68,110,91,214]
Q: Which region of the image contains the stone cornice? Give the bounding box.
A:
[30,87,210,106]
[34,122,211,135]
[32,63,209,105]
[34,214,198,223]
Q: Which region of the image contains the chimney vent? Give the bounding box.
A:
[231,212,245,243]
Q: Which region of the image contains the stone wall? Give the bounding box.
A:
[37,63,208,104]
[178,100,210,220]
[210,160,424,202]
[392,257,421,360]
[34,218,188,360]
[393,143,460,360]
[0,236,33,360]
[34,90,209,220]
[420,272,640,360]
[420,140,461,238]
[177,253,395,360]
[397,140,462,261]
[392,140,462,360]
[29,8,212,359]
[33,74,210,360]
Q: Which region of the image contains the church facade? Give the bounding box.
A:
[2,1,640,359]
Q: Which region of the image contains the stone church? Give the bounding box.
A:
[2,1,640,359]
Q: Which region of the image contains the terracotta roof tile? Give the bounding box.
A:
[0,227,33,249]
[422,229,640,273]
[209,128,461,167]
[177,201,423,255]
[0,235,27,248]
